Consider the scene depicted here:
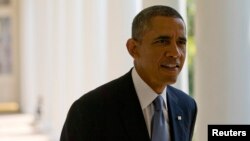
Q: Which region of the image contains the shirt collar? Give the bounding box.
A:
[131,68,167,110]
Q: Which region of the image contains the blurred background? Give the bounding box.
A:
[0,0,249,141]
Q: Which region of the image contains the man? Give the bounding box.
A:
[60,5,197,141]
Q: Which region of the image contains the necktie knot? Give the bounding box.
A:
[153,96,164,111]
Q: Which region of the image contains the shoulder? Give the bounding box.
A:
[168,85,194,100]
[167,85,197,108]
[73,70,133,112]
[61,70,134,140]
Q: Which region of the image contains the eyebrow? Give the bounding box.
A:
[153,35,187,42]
[153,36,171,41]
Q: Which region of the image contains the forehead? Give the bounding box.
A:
[148,16,186,35]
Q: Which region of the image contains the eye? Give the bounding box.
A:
[177,38,187,46]
[153,39,170,46]
[176,39,186,51]
[177,41,186,46]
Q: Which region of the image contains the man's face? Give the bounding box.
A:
[129,16,186,93]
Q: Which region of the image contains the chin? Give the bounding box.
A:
[168,81,177,85]
[164,77,178,85]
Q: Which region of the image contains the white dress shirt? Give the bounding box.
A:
[131,68,170,140]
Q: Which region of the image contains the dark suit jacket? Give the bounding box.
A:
[60,69,197,141]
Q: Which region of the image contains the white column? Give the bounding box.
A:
[81,0,108,92]
[19,0,38,114]
[105,0,137,80]
[142,0,189,93]
[40,0,85,140]
[195,0,250,141]
[19,0,79,140]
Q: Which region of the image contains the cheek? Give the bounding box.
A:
[147,51,163,62]
[181,47,187,55]
[182,50,187,59]
[181,51,186,58]
[140,53,160,68]
[179,48,186,61]
[180,55,186,67]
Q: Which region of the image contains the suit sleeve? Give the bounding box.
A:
[60,101,85,141]
[189,99,198,141]
[60,95,103,141]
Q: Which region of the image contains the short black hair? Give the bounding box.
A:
[132,5,184,41]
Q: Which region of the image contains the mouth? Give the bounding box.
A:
[160,63,180,71]
[161,64,180,68]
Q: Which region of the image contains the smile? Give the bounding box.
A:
[161,64,180,68]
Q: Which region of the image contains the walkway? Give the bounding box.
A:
[0,114,50,141]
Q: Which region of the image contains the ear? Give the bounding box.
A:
[126,38,138,58]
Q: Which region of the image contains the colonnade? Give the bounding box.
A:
[19,0,250,140]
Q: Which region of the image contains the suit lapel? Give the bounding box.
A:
[116,71,189,141]
[117,71,150,141]
[167,87,186,141]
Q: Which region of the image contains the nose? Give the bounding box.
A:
[165,42,181,58]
